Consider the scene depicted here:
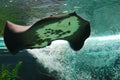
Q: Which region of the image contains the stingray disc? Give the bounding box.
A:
[4,12,90,54]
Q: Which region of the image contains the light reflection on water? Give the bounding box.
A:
[0,37,6,49]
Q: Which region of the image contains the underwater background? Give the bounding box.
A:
[0,0,120,80]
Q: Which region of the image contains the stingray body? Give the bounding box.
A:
[4,12,90,54]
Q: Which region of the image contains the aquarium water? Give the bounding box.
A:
[26,1,120,79]
[27,34,120,80]
[0,0,120,80]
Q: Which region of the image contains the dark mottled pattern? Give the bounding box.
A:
[44,28,71,37]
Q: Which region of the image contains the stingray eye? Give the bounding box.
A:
[68,22,71,26]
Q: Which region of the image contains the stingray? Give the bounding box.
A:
[3,12,90,54]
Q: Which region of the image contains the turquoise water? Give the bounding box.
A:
[0,37,6,49]
[63,0,120,36]
[27,35,120,80]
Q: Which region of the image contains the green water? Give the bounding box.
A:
[0,0,64,35]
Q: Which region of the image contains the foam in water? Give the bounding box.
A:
[27,35,120,80]
[27,40,74,73]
